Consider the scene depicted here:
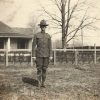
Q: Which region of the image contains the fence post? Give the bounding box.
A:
[94,44,96,64]
[54,49,56,65]
[31,52,33,66]
[75,49,78,65]
[5,37,11,66]
[6,50,8,66]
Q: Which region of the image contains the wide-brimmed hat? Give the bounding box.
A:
[38,20,48,26]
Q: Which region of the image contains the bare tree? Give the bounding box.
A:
[41,0,100,48]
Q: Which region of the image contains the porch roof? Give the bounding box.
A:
[0,21,13,33]
[12,27,33,36]
[0,33,33,38]
[0,21,34,38]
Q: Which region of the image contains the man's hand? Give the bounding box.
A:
[49,56,53,61]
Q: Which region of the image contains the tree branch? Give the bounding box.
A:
[49,19,62,26]
[42,6,62,24]
[65,0,80,36]
[51,31,61,36]
[66,20,84,44]
[53,0,62,12]
[66,8,89,43]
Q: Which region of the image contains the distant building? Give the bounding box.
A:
[0,21,33,50]
[0,21,33,66]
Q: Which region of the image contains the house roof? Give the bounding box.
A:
[12,27,33,37]
[0,21,34,38]
[0,33,33,38]
[0,21,13,33]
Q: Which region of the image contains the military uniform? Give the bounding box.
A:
[32,30,52,87]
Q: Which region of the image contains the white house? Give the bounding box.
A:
[0,21,33,66]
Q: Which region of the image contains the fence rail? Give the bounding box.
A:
[53,48,99,65]
[0,48,100,66]
[0,49,32,66]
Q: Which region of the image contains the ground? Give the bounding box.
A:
[0,63,100,100]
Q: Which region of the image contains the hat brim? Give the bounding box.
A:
[38,24,49,26]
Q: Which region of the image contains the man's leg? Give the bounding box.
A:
[41,57,49,87]
[41,67,47,87]
[36,57,43,86]
[37,67,42,86]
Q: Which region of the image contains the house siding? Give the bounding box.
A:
[10,39,17,49]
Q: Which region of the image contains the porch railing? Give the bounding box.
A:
[0,49,32,66]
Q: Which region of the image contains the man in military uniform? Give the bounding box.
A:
[32,20,53,87]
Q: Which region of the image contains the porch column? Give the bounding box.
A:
[30,39,33,66]
[6,37,10,66]
[8,37,10,51]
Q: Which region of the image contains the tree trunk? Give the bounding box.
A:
[61,0,66,48]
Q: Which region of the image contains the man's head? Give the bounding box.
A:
[39,20,48,27]
[38,20,48,32]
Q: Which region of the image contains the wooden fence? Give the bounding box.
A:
[0,48,100,66]
[53,48,100,65]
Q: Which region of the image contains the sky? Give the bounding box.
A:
[0,0,100,46]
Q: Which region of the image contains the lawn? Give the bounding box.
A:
[0,63,100,100]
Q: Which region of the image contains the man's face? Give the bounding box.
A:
[40,26,46,32]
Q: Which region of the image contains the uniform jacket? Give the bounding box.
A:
[32,32,52,57]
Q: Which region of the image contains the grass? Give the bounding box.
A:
[0,63,100,100]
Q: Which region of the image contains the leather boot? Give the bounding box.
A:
[37,69,42,87]
[41,69,46,88]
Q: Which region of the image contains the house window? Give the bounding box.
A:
[17,39,28,49]
[0,40,4,49]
